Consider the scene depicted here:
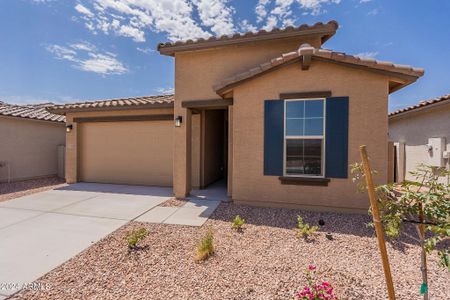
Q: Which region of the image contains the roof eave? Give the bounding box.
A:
[48,102,175,115]
[215,56,423,97]
[389,99,450,119]
[158,24,337,56]
[0,114,65,123]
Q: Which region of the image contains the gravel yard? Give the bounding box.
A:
[10,203,449,300]
[0,177,65,202]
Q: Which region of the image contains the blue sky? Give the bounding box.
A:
[0,0,448,111]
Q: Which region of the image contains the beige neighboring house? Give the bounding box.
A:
[389,93,450,182]
[0,102,66,182]
[49,20,424,212]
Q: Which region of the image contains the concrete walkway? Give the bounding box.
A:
[137,181,227,226]
[0,182,223,298]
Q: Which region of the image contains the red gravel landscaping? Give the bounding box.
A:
[0,177,65,202]
[10,203,450,300]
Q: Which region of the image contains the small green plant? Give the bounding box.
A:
[124,228,148,250]
[195,229,214,262]
[296,214,319,239]
[231,215,245,231]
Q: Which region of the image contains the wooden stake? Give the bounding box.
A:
[360,145,396,300]
[418,204,429,300]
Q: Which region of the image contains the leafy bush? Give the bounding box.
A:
[296,214,319,239]
[195,229,214,262]
[231,215,245,231]
[124,228,148,250]
[352,163,450,271]
[295,265,339,300]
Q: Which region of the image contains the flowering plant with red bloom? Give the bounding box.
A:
[295,265,339,300]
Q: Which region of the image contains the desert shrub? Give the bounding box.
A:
[352,163,450,271]
[231,215,245,231]
[195,229,214,262]
[296,214,319,239]
[124,228,148,250]
[295,265,339,300]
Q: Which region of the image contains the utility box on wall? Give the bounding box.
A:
[427,137,446,167]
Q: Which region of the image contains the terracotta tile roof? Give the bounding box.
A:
[214,44,425,96]
[389,93,450,117]
[0,101,65,123]
[48,94,174,114]
[158,21,339,56]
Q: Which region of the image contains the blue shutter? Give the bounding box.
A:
[264,100,284,176]
[325,97,349,178]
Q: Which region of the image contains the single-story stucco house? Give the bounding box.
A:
[49,21,424,212]
[0,102,66,182]
[389,93,450,182]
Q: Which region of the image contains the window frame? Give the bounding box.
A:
[283,98,326,178]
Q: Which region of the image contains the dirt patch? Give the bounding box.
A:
[158,197,189,207]
[0,176,65,202]
[10,203,450,300]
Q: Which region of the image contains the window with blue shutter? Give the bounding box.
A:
[264,100,284,176]
[325,97,349,178]
[264,96,349,179]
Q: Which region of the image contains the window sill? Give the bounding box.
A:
[278,176,330,186]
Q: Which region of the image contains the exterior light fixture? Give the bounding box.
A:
[66,124,73,133]
[175,116,182,127]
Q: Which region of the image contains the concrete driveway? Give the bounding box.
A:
[0,183,172,298]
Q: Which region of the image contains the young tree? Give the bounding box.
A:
[352,164,450,300]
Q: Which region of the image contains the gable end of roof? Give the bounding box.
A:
[214,44,424,96]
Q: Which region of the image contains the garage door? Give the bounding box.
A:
[78,121,173,186]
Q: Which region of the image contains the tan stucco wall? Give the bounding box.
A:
[0,116,65,182]
[230,60,389,212]
[389,104,450,181]
[173,36,323,197]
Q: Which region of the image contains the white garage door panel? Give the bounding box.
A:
[79,121,173,186]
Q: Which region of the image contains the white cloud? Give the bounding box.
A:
[193,0,235,36]
[155,87,174,94]
[296,0,341,16]
[136,47,155,54]
[255,0,270,22]
[239,19,257,33]
[118,24,146,42]
[360,0,372,3]
[75,3,94,17]
[355,51,379,58]
[255,0,341,30]
[79,53,127,74]
[46,42,127,75]
[68,0,345,44]
[70,41,96,52]
[74,0,220,42]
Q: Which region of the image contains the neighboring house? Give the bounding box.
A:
[389,94,450,182]
[0,102,66,182]
[49,21,424,212]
